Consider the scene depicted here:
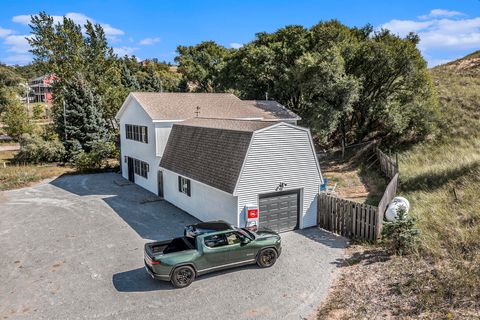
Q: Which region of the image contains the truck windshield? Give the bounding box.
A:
[237,227,256,240]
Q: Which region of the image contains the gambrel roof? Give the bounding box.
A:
[159,118,278,193]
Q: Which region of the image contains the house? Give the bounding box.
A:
[116,92,322,232]
[159,118,323,232]
[115,92,300,193]
[28,75,57,103]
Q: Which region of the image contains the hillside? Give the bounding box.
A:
[317,53,480,319]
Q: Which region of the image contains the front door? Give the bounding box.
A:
[157,171,164,197]
[127,157,135,182]
[225,231,256,263]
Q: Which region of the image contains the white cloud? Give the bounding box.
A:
[229,42,243,49]
[0,27,13,38]
[12,14,31,24]
[4,35,31,53]
[419,9,464,20]
[12,12,124,37]
[380,12,480,51]
[139,37,160,45]
[113,46,138,56]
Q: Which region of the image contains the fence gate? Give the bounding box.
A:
[317,193,379,241]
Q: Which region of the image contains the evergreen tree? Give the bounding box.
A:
[139,65,162,92]
[55,73,109,152]
[120,61,140,90]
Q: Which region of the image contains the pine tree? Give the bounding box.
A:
[55,73,109,152]
[120,61,140,90]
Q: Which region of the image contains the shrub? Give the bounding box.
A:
[2,92,33,139]
[381,209,420,255]
[74,139,118,172]
[14,134,66,164]
[32,104,44,119]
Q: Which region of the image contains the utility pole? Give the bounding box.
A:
[63,100,67,140]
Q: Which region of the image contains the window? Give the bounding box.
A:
[178,176,191,196]
[125,124,148,143]
[132,158,149,178]
[204,234,227,248]
[225,232,242,245]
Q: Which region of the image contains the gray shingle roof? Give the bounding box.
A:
[126,92,300,121]
[159,118,277,193]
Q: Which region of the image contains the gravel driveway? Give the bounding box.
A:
[0,173,347,320]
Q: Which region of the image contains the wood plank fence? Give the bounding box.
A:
[317,193,378,241]
[317,146,400,241]
[376,147,399,179]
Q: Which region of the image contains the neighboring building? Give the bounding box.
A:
[159,118,323,232]
[115,92,322,232]
[28,75,56,103]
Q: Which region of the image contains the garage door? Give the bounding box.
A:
[258,190,300,233]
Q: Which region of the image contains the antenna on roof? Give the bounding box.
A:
[195,106,200,117]
[265,91,268,100]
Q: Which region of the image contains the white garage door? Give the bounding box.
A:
[258,190,300,233]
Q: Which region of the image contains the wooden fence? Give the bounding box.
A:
[376,147,399,179]
[317,193,378,241]
[317,146,400,241]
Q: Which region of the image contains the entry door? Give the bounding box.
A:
[258,189,300,233]
[127,157,135,182]
[157,171,164,197]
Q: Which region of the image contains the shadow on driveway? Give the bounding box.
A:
[50,173,200,241]
[113,264,259,292]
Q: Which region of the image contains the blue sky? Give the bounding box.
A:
[0,0,479,67]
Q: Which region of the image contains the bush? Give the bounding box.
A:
[381,209,420,255]
[14,134,66,164]
[32,104,44,119]
[74,139,118,172]
[2,91,33,139]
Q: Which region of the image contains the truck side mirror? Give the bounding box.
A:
[241,237,251,245]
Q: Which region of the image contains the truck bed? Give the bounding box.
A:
[145,237,195,257]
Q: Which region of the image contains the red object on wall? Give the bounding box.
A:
[247,209,258,219]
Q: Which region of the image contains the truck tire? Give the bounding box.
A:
[257,248,277,268]
[171,265,195,288]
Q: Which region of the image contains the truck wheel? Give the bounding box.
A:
[171,266,195,288]
[257,248,277,268]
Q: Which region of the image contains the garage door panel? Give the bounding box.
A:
[258,190,299,233]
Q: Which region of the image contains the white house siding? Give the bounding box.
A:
[162,169,239,225]
[119,99,159,194]
[155,121,180,157]
[234,124,323,229]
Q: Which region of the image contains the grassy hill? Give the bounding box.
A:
[318,52,480,319]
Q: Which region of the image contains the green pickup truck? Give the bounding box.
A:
[144,221,282,288]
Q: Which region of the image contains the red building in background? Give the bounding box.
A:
[28,75,57,103]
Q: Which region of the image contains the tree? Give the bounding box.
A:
[28,12,125,129]
[218,20,437,147]
[1,91,33,139]
[175,41,231,92]
[0,64,24,113]
[54,73,109,152]
[295,50,360,145]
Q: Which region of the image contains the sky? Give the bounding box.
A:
[0,0,479,67]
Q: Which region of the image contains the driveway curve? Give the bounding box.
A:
[0,173,347,320]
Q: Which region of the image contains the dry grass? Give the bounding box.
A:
[0,150,74,191]
[317,64,480,318]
